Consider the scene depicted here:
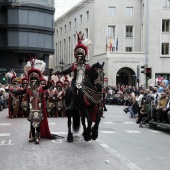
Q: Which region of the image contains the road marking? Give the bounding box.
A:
[96,139,142,170]
[124,122,135,124]
[0,123,10,126]
[49,122,56,125]
[0,133,10,136]
[125,130,141,133]
[52,132,67,135]
[0,140,14,145]
[102,122,115,124]
[148,130,161,133]
[100,131,115,133]
[100,143,109,147]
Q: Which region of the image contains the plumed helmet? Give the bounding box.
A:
[20,73,28,84]
[5,70,17,83]
[74,31,92,58]
[24,57,46,82]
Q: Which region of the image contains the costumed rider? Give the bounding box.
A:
[24,58,57,144]
[5,70,21,118]
[55,31,92,111]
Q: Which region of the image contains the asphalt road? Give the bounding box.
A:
[0,105,170,170]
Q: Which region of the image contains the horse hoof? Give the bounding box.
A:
[35,139,39,144]
[67,133,73,142]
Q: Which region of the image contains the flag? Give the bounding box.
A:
[116,35,118,51]
[109,37,112,51]
[105,37,108,52]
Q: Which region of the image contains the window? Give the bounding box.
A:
[63,39,66,63]
[60,27,62,35]
[68,37,71,63]
[74,18,76,27]
[56,30,58,37]
[64,25,66,33]
[126,26,133,37]
[126,47,133,52]
[86,11,89,21]
[80,15,82,24]
[126,7,133,16]
[55,43,58,65]
[163,0,170,8]
[69,21,71,30]
[59,41,62,62]
[85,28,88,38]
[162,43,169,55]
[73,34,76,45]
[162,20,170,32]
[108,7,115,17]
[108,26,115,38]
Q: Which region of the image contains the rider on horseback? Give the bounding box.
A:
[55,31,92,111]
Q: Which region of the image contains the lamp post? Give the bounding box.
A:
[59,60,65,71]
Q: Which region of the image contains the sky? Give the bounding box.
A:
[54,0,82,20]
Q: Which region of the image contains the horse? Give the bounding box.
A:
[66,62,104,142]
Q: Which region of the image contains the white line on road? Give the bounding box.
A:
[0,133,10,136]
[125,130,141,133]
[102,122,115,124]
[0,123,11,126]
[49,122,56,125]
[124,122,135,124]
[52,132,67,135]
[100,131,115,133]
[148,130,161,133]
[96,139,142,170]
[100,143,109,147]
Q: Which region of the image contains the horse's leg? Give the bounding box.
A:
[67,111,73,142]
[81,115,86,136]
[82,108,92,141]
[91,110,101,140]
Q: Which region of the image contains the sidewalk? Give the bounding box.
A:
[0,108,129,170]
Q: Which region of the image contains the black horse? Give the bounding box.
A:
[66,62,104,142]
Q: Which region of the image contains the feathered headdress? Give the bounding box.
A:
[56,75,65,87]
[20,73,28,84]
[5,70,17,82]
[24,57,46,81]
[39,75,48,82]
[51,75,59,84]
[74,31,92,58]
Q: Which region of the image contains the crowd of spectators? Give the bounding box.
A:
[0,83,9,111]
[104,84,170,125]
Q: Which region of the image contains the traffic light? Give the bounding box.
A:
[141,65,147,74]
[146,67,152,79]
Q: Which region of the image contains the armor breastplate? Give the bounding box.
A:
[76,64,86,89]
[30,89,40,110]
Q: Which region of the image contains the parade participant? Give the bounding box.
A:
[63,75,72,90]
[24,58,56,144]
[55,31,92,111]
[55,77,65,117]
[5,70,21,118]
[20,74,29,117]
[46,75,58,117]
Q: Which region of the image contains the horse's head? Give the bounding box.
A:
[89,62,104,91]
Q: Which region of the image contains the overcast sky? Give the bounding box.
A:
[55,0,82,19]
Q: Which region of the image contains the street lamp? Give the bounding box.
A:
[59,59,65,71]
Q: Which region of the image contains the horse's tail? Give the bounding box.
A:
[73,109,80,132]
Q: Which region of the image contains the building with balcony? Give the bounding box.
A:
[0,0,55,84]
[53,0,170,87]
